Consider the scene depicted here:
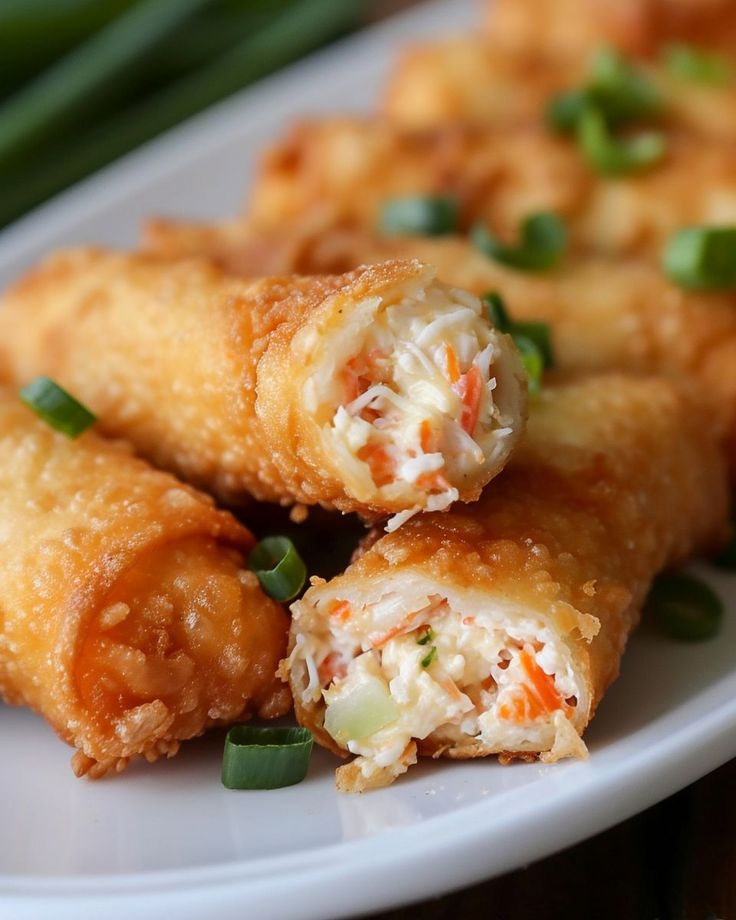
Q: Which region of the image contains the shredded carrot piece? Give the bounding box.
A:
[462,615,476,625]
[445,344,461,384]
[318,652,346,686]
[420,419,434,453]
[330,600,351,622]
[370,600,444,649]
[519,650,566,714]
[459,365,483,435]
[416,470,452,492]
[358,444,395,487]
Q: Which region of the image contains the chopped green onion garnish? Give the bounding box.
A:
[578,106,666,175]
[484,290,511,329]
[380,195,460,237]
[249,536,306,602]
[547,89,588,133]
[662,226,736,290]
[470,212,567,271]
[514,335,545,396]
[548,47,662,134]
[511,321,554,369]
[645,572,723,641]
[482,291,555,389]
[19,376,96,438]
[663,43,732,86]
[416,627,434,646]
[221,725,313,790]
[587,47,663,125]
[421,645,438,668]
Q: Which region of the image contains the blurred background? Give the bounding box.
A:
[0,0,415,231]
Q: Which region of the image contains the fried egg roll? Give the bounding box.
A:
[0,390,289,778]
[285,374,729,790]
[383,38,736,142]
[142,217,736,474]
[246,118,736,259]
[0,249,525,523]
[486,0,736,59]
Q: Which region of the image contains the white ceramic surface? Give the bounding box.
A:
[1,2,736,918]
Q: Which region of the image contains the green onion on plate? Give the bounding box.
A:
[470,211,567,271]
[645,572,723,641]
[662,226,736,290]
[379,195,460,237]
[221,725,313,790]
[578,106,666,175]
[19,376,96,438]
[249,536,306,602]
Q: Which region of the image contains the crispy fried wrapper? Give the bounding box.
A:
[141,217,736,476]
[383,36,736,142]
[244,118,736,259]
[485,0,736,59]
[284,374,729,791]
[0,249,526,523]
[0,391,290,777]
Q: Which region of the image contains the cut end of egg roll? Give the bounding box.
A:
[292,261,527,525]
[285,374,729,791]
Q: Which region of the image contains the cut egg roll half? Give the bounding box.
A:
[285,374,729,790]
[0,249,526,523]
[0,389,289,778]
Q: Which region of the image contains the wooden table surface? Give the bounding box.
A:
[361,3,734,918]
[368,757,735,919]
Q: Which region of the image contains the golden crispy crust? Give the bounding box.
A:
[0,391,289,776]
[0,248,522,516]
[244,118,736,260]
[383,37,736,143]
[290,375,729,787]
[487,0,736,58]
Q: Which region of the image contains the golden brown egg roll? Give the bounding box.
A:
[0,389,289,778]
[284,374,729,790]
[486,0,736,59]
[0,249,526,524]
[383,37,736,142]
[245,118,736,259]
[141,216,736,475]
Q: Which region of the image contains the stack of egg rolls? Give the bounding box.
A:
[245,118,736,259]
[0,390,289,778]
[0,248,526,525]
[142,217,736,476]
[285,374,729,790]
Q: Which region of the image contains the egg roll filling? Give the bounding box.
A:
[305,280,517,528]
[290,578,584,785]
[74,535,287,775]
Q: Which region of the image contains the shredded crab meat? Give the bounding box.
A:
[311,280,514,523]
[292,595,583,779]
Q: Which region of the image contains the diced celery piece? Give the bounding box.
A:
[324,676,399,744]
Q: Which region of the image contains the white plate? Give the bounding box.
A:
[1,2,736,918]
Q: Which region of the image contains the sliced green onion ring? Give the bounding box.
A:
[511,320,554,369]
[421,645,438,668]
[645,572,723,641]
[663,43,732,86]
[416,626,434,646]
[249,536,306,602]
[546,89,588,133]
[470,212,567,271]
[662,226,736,290]
[221,725,313,790]
[514,335,545,397]
[379,194,460,237]
[578,106,666,176]
[587,47,663,125]
[19,376,96,438]
[483,290,511,330]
